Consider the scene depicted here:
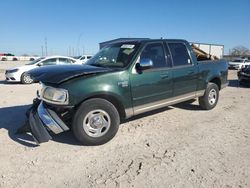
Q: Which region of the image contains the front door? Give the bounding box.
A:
[130,42,173,114]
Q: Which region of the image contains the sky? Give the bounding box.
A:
[0,0,249,56]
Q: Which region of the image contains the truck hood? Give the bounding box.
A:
[27,64,111,84]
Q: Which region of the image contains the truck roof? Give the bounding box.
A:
[100,38,188,49]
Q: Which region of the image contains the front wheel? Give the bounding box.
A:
[21,72,34,84]
[72,98,120,145]
[199,83,219,110]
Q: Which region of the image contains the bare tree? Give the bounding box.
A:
[229,46,250,56]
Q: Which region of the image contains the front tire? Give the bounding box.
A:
[21,72,34,84]
[72,98,120,145]
[199,83,219,110]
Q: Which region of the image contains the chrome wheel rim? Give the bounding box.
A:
[23,74,33,83]
[208,89,217,105]
[83,109,111,138]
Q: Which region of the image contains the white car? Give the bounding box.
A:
[74,55,92,64]
[228,58,250,70]
[5,56,80,84]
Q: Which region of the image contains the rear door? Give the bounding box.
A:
[130,42,173,114]
[167,42,198,97]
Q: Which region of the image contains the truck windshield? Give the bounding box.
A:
[86,42,141,68]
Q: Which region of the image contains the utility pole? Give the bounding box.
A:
[82,47,85,55]
[41,46,44,56]
[45,37,48,56]
[77,33,84,56]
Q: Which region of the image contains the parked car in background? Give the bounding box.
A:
[1,57,7,61]
[0,53,15,61]
[74,55,92,64]
[12,57,18,61]
[5,56,79,84]
[228,58,250,70]
[29,57,35,61]
[238,65,250,85]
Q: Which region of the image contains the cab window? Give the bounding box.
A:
[140,43,167,68]
[168,43,192,67]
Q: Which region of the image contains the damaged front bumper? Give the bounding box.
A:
[28,100,69,144]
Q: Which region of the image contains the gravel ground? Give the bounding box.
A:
[0,62,249,188]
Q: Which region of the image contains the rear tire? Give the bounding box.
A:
[72,98,120,145]
[199,83,219,110]
[21,72,33,84]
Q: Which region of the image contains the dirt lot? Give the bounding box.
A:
[0,61,249,188]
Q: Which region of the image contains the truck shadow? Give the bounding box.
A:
[172,99,202,111]
[123,99,201,124]
[0,104,38,147]
[124,106,173,123]
[0,105,80,147]
[228,79,250,88]
[228,79,239,88]
[0,100,204,147]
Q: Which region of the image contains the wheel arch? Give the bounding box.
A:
[208,76,221,90]
[20,71,27,82]
[76,93,127,120]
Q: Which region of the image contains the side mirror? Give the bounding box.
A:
[137,58,153,70]
[37,63,43,67]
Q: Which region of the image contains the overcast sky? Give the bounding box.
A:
[0,0,249,56]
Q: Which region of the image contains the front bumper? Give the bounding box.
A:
[29,100,69,144]
[5,72,20,82]
[228,64,240,69]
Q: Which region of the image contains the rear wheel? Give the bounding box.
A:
[21,72,34,84]
[199,83,219,110]
[72,98,120,145]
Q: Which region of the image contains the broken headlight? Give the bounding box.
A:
[41,86,69,105]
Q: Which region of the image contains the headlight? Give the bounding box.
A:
[7,68,19,73]
[41,86,69,105]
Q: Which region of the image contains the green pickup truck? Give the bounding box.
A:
[24,39,228,145]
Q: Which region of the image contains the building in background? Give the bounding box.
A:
[190,42,224,59]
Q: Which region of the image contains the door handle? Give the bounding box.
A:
[160,73,169,79]
[188,71,194,75]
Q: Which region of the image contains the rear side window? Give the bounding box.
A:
[140,43,167,68]
[41,58,57,65]
[168,43,191,67]
[58,58,74,64]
